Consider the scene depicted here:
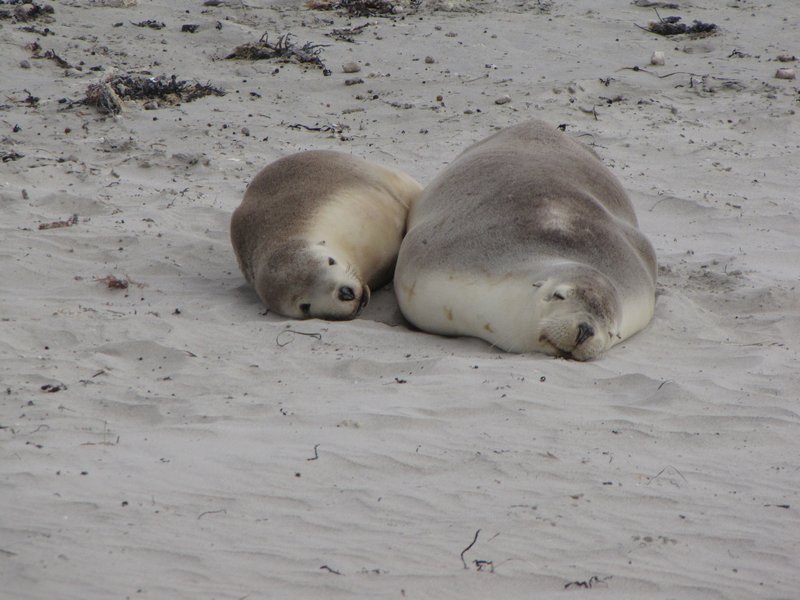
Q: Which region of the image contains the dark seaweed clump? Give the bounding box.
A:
[226,33,327,70]
[0,1,54,22]
[225,33,330,75]
[647,16,717,36]
[84,74,225,114]
[306,0,398,17]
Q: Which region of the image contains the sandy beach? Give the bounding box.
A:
[1,0,799,598]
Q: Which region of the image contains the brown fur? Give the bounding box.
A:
[231,150,421,319]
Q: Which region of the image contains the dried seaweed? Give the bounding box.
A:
[132,19,165,30]
[39,214,78,230]
[95,275,129,289]
[633,0,679,7]
[19,24,53,35]
[0,1,54,22]
[1,152,25,162]
[44,49,71,69]
[22,89,39,106]
[288,122,348,134]
[84,81,124,114]
[307,0,396,17]
[226,33,327,69]
[326,22,370,42]
[644,15,717,36]
[84,74,225,114]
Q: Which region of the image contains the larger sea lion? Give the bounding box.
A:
[394,120,657,360]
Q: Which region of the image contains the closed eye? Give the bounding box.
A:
[553,292,566,300]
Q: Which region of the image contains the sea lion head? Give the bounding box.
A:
[533,267,621,361]
[255,239,369,320]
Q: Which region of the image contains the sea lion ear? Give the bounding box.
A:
[552,284,571,300]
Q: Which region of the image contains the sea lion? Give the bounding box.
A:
[231,150,422,320]
[394,119,657,360]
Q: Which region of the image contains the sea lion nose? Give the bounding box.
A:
[338,286,355,301]
[576,322,595,345]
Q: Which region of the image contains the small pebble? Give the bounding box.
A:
[775,68,796,80]
[424,56,435,64]
[20,60,31,69]
[495,95,511,105]
[776,54,796,62]
[345,78,364,86]
[650,51,665,66]
[342,62,361,73]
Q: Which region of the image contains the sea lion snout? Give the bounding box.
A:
[576,322,595,345]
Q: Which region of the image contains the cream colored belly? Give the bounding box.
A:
[395,269,545,352]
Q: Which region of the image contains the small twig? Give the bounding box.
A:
[474,559,495,573]
[197,508,227,520]
[307,444,320,461]
[327,22,370,41]
[320,565,342,575]
[276,329,323,347]
[619,65,709,81]
[575,132,603,148]
[648,196,670,212]
[646,465,688,486]
[657,70,703,79]
[460,529,480,569]
[463,73,489,83]
[287,122,347,134]
[565,575,612,589]
[657,379,672,390]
